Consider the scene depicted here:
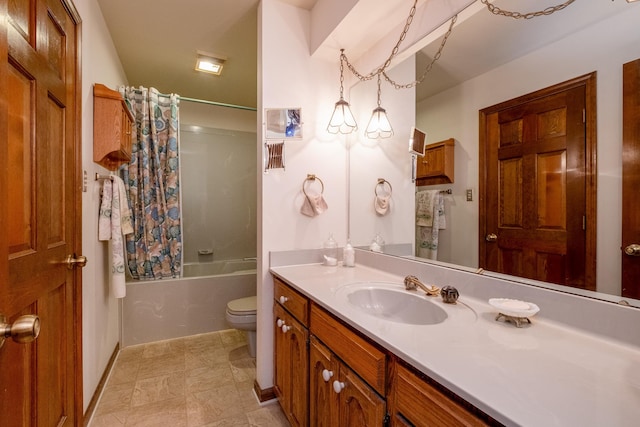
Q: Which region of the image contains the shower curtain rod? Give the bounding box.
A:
[125,87,257,111]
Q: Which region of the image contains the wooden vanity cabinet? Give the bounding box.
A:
[310,336,386,427]
[389,362,491,427]
[416,138,455,185]
[93,83,134,170]
[273,278,309,427]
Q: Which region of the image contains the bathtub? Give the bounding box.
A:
[121,259,257,347]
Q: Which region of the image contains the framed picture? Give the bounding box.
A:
[409,126,427,156]
[265,108,302,139]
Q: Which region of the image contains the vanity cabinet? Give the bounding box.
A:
[93,83,134,170]
[310,336,386,427]
[416,138,455,185]
[273,278,309,427]
[389,362,490,427]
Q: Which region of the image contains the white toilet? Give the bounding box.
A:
[225,295,257,357]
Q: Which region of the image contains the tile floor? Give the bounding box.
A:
[89,329,289,427]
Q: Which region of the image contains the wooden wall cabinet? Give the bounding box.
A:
[416,138,455,185]
[274,278,309,427]
[93,83,134,170]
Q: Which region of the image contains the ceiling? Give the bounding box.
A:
[97,0,633,109]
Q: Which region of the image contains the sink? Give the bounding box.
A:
[346,286,448,325]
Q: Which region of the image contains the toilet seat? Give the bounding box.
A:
[226,295,257,316]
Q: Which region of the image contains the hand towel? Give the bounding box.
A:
[374,194,390,215]
[110,179,127,298]
[416,190,437,226]
[416,191,446,260]
[114,176,133,236]
[98,179,113,240]
[301,190,328,217]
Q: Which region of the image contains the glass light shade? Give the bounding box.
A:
[327,98,358,134]
[365,107,393,139]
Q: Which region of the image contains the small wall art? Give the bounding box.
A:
[265,108,302,139]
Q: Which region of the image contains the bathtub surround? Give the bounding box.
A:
[122,260,257,346]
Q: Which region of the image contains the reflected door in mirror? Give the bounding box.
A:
[480,74,596,291]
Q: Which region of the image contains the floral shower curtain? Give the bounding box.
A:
[120,86,182,279]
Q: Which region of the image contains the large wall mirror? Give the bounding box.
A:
[348,0,640,306]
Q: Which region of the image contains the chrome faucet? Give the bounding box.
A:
[404,275,440,297]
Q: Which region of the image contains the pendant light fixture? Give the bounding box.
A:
[327,50,357,134]
[365,74,393,139]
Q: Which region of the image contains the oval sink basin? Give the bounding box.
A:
[347,287,448,325]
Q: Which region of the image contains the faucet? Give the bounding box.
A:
[404,275,440,297]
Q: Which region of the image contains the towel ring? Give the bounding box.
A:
[302,174,324,197]
[375,178,392,196]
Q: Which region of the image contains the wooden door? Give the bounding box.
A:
[0,0,82,425]
[309,337,339,427]
[622,59,640,299]
[479,74,596,290]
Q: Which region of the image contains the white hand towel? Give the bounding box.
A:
[416,190,438,226]
[301,190,328,217]
[113,176,133,235]
[374,194,390,215]
[110,180,127,298]
[98,179,112,240]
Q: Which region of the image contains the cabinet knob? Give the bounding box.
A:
[322,369,334,382]
[333,380,345,394]
[279,296,289,304]
[276,318,284,328]
[281,324,291,333]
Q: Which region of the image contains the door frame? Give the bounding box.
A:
[478,73,597,288]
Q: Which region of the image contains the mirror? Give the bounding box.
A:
[348,0,640,305]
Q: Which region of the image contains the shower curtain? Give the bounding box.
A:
[120,86,182,279]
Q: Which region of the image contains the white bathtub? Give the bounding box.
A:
[122,259,257,347]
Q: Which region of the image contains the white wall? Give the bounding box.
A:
[257,0,348,390]
[74,0,129,413]
[416,7,640,295]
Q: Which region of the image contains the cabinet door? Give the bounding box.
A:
[309,337,339,427]
[337,365,386,427]
[274,303,309,427]
[423,145,445,177]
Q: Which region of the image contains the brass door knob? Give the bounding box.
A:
[485,233,498,242]
[65,255,87,269]
[0,314,41,349]
[624,244,640,256]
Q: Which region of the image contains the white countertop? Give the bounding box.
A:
[270,263,640,427]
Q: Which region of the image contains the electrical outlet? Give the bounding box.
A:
[466,189,473,201]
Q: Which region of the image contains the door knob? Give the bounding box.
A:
[624,244,640,256]
[0,314,41,349]
[485,233,498,242]
[65,255,87,269]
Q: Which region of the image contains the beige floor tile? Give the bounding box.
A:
[89,410,128,426]
[185,363,235,393]
[245,404,290,427]
[96,381,135,415]
[229,358,256,383]
[131,371,185,407]
[142,337,186,358]
[187,384,245,426]
[125,397,187,427]
[137,351,186,379]
[195,414,250,427]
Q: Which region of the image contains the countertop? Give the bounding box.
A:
[270,262,640,427]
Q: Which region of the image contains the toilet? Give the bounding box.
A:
[225,296,257,357]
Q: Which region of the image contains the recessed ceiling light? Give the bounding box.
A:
[195,52,226,76]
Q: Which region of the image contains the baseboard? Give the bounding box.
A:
[254,379,276,402]
[83,343,120,426]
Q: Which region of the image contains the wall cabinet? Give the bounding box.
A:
[416,138,455,185]
[93,83,134,170]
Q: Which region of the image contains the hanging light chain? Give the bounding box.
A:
[383,14,458,90]
[338,49,346,98]
[480,0,576,20]
[341,0,418,82]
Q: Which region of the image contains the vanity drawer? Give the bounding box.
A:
[274,277,309,326]
[310,302,386,395]
[393,363,489,427]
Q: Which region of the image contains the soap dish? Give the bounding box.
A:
[489,298,540,327]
